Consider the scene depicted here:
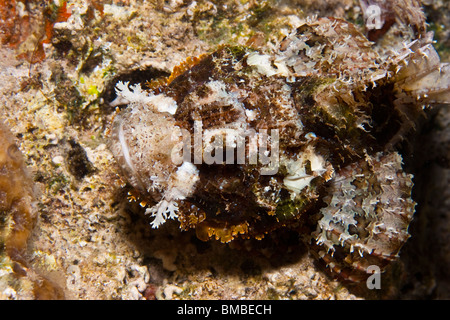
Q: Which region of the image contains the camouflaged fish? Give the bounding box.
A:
[108,17,450,282]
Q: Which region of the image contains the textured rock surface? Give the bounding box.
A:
[0,0,448,299]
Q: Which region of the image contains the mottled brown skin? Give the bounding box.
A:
[142,45,404,242]
[151,47,323,241]
[110,18,448,282]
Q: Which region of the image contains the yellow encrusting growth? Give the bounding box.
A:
[146,54,207,92]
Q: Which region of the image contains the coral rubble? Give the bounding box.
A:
[0,121,63,299]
